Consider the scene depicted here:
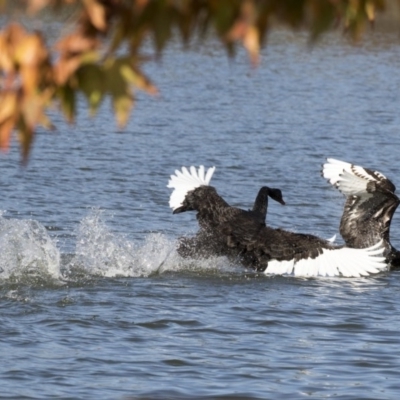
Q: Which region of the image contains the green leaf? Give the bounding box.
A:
[77,63,105,115]
[58,85,76,123]
[112,93,134,127]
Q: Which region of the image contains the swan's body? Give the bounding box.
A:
[222,222,384,277]
[322,158,400,267]
[173,185,284,263]
[168,166,387,277]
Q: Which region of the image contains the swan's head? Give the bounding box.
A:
[172,186,218,214]
[260,187,285,205]
[268,188,285,205]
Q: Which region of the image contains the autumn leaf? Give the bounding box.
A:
[0,91,18,124]
[243,25,260,66]
[83,0,107,31]
[15,34,44,66]
[77,63,105,114]
[17,125,34,164]
[58,85,76,123]
[27,0,53,14]
[119,63,158,95]
[113,94,134,127]
[0,0,392,160]
[0,117,16,151]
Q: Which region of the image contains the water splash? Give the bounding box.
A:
[65,209,238,278]
[0,209,242,284]
[66,210,176,278]
[0,214,61,283]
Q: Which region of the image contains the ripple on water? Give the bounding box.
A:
[2,30,400,399]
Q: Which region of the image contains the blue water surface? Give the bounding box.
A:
[1,29,400,399]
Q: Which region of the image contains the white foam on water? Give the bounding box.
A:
[66,210,175,277]
[0,209,265,284]
[65,210,239,278]
[0,213,61,282]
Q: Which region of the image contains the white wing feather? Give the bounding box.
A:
[265,240,387,278]
[322,158,387,197]
[167,166,216,210]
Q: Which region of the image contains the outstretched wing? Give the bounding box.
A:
[223,223,387,277]
[322,158,400,249]
[265,238,386,277]
[167,166,216,211]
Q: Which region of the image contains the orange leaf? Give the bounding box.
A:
[243,26,260,66]
[21,93,44,130]
[15,34,45,66]
[20,66,40,93]
[365,1,375,22]
[55,33,99,55]
[0,35,13,72]
[83,0,107,31]
[27,0,53,14]
[6,23,26,47]
[0,91,18,124]
[54,56,82,85]
[0,117,15,151]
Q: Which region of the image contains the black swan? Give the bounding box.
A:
[176,185,285,261]
[322,158,400,267]
[168,166,387,277]
[169,166,284,260]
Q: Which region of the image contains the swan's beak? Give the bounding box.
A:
[279,199,286,205]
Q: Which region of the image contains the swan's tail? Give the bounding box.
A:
[167,166,215,211]
[266,239,388,278]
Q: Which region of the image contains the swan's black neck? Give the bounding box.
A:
[251,186,285,223]
[252,187,270,221]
